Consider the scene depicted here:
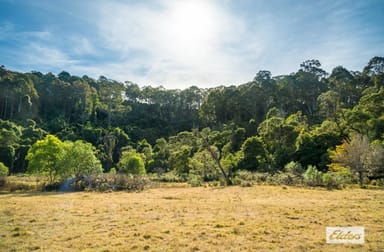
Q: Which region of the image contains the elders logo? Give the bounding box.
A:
[326,227,365,244]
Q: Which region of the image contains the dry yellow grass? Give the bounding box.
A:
[0,185,383,251]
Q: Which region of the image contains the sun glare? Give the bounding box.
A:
[163,1,218,60]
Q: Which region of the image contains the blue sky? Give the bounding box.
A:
[0,0,383,89]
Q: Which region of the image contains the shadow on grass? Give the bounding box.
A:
[0,190,81,197]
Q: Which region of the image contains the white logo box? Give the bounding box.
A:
[326,227,365,244]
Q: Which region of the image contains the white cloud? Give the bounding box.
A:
[24,43,76,67]
[69,36,95,56]
[95,0,255,88]
[2,0,382,88]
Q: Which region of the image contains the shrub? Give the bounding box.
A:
[377,179,384,186]
[114,174,151,191]
[369,178,384,187]
[322,172,343,190]
[74,174,151,192]
[240,180,253,187]
[266,172,302,186]
[284,161,304,176]
[234,170,270,184]
[232,176,242,185]
[0,162,9,177]
[120,154,146,175]
[188,170,202,187]
[158,171,186,182]
[0,162,9,187]
[303,165,323,186]
[252,173,270,184]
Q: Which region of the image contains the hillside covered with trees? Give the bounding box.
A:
[1,57,384,188]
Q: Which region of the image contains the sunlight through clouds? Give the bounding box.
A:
[0,0,383,88]
[97,0,251,87]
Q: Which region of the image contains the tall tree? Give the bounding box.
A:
[26,135,66,183]
[60,140,103,178]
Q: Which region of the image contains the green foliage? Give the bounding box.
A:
[303,165,323,186]
[1,57,384,188]
[157,171,185,183]
[25,135,103,184]
[170,145,191,176]
[190,149,220,181]
[295,125,342,170]
[238,136,267,171]
[322,172,344,190]
[188,170,202,187]
[75,174,150,192]
[257,112,303,170]
[0,161,9,176]
[118,150,146,175]
[60,140,103,177]
[284,161,304,176]
[234,170,269,184]
[136,139,154,171]
[267,172,302,186]
[152,138,170,173]
[26,134,66,183]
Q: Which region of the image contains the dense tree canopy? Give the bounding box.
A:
[1,57,384,186]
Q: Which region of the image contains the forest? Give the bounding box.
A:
[0,56,384,189]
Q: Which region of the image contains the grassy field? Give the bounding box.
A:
[0,185,383,251]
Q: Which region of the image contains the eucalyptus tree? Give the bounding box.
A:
[0,69,38,121]
[26,134,67,183]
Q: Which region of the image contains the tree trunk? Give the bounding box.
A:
[358,171,364,187]
[207,146,232,185]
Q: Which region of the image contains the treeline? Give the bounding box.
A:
[0,57,383,186]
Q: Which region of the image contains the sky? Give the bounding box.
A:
[0,0,383,89]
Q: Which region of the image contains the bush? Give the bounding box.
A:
[0,162,9,188]
[377,179,384,186]
[265,172,301,186]
[322,172,344,190]
[232,176,242,185]
[234,170,270,184]
[0,162,9,177]
[284,161,304,176]
[120,155,146,175]
[114,174,151,191]
[0,175,43,192]
[370,179,384,187]
[252,173,271,184]
[0,177,6,188]
[188,170,202,187]
[109,168,117,175]
[240,180,253,187]
[74,174,151,192]
[303,165,323,186]
[157,171,186,183]
[6,182,36,192]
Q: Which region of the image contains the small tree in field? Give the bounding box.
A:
[60,140,103,178]
[303,165,323,186]
[27,135,103,183]
[26,134,66,184]
[329,133,369,186]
